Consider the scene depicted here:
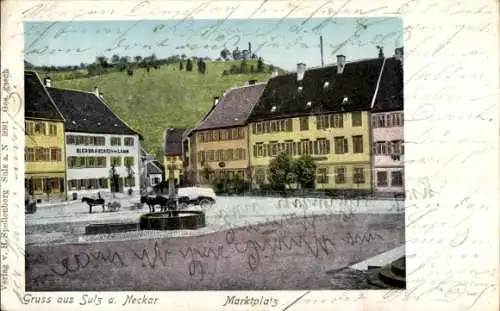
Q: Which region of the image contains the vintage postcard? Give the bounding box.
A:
[1,0,498,310]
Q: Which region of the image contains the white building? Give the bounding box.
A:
[46,83,142,199]
[139,149,164,188]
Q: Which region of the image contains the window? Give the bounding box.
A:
[316,115,329,130]
[353,167,365,184]
[334,137,348,154]
[335,167,346,184]
[301,139,310,154]
[124,137,134,146]
[124,157,134,166]
[25,121,34,135]
[374,142,388,155]
[286,119,293,131]
[317,168,328,184]
[111,137,121,146]
[391,171,403,186]
[352,112,362,127]
[111,157,122,166]
[49,124,57,136]
[256,143,264,157]
[25,148,35,161]
[352,135,363,153]
[270,141,278,156]
[299,117,309,131]
[317,138,330,155]
[34,122,46,135]
[330,114,343,128]
[99,178,108,188]
[376,115,386,128]
[377,171,388,187]
[97,157,106,167]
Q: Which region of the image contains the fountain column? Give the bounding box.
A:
[167,163,178,214]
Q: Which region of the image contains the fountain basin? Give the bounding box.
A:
[139,210,206,230]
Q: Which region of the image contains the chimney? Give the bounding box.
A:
[377,45,384,58]
[336,55,346,74]
[94,86,99,97]
[297,63,306,81]
[248,79,257,85]
[213,96,220,106]
[395,47,404,62]
[43,77,52,87]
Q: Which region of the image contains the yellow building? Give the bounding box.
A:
[164,128,189,185]
[189,82,266,184]
[247,56,393,193]
[24,71,66,198]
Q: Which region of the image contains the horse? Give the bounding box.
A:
[82,197,105,213]
[140,195,176,213]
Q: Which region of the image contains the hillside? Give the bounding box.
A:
[48,60,284,158]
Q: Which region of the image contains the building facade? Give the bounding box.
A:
[247,54,402,193]
[371,48,404,195]
[164,128,189,185]
[24,71,67,199]
[47,86,141,198]
[190,82,266,184]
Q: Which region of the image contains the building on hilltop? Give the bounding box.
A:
[24,71,67,199]
[46,83,142,199]
[247,51,403,194]
[163,127,190,186]
[188,81,266,185]
[371,47,404,196]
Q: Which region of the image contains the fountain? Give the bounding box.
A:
[139,163,206,230]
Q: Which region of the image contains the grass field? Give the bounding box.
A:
[47,60,283,157]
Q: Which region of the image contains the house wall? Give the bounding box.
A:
[371,111,404,194]
[248,111,372,191]
[65,132,141,198]
[148,173,163,186]
[24,119,66,198]
[193,126,249,183]
[163,155,183,183]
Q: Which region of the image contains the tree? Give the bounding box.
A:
[220,48,231,60]
[250,65,255,73]
[257,57,265,73]
[229,64,239,74]
[179,61,184,71]
[111,54,120,64]
[127,68,134,76]
[268,64,275,73]
[232,47,241,60]
[268,152,295,191]
[294,154,317,190]
[96,56,108,68]
[239,60,248,73]
[134,55,143,63]
[186,59,193,71]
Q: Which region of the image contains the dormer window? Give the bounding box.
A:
[97,122,101,126]
[298,86,303,92]
[114,124,118,127]
[342,96,349,104]
[270,106,277,112]
[323,81,329,88]
[71,121,76,124]
[306,101,312,108]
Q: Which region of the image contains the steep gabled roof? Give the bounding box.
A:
[164,128,189,156]
[195,83,266,131]
[46,87,140,136]
[147,161,163,175]
[371,57,404,113]
[24,71,65,121]
[247,57,402,122]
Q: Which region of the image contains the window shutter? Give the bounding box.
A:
[343,138,348,153]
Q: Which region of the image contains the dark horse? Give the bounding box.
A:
[82,193,105,213]
[140,195,176,213]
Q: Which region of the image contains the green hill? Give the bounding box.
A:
[48,60,284,158]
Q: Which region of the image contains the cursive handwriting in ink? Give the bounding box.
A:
[134,241,172,269]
